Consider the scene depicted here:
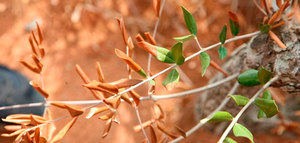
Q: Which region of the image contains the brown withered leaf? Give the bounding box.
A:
[127,37,134,58]
[268,0,290,25]
[269,31,287,49]
[153,0,161,17]
[20,60,41,74]
[210,60,229,77]
[128,90,141,106]
[99,112,115,120]
[75,64,104,100]
[157,123,178,139]
[104,96,121,109]
[50,117,78,143]
[174,125,186,138]
[133,119,155,132]
[6,114,46,121]
[14,130,26,143]
[31,31,39,46]
[31,54,43,69]
[23,132,32,143]
[149,125,157,143]
[110,78,142,89]
[30,115,47,125]
[2,118,31,125]
[271,21,285,29]
[39,46,45,58]
[115,49,143,73]
[39,137,48,143]
[29,35,38,56]
[50,102,84,117]
[144,32,157,45]
[102,119,112,138]
[29,81,49,98]
[135,33,145,42]
[4,125,22,132]
[228,11,238,22]
[34,127,40,143]
[276,0,282,8]
[1,129,26,137]
[116,17,128,46]
[96,62,105,82]
[83,80,119,94]
[118,88,133,105]
[86,106,109,119]
[260,0,270,15]
[137,41,157,57]
[153,103,164,120]
[43,109,56,141]
[36,22,43,44]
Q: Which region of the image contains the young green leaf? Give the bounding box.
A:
[218,46,227,60]
[257,90,273,118]
[233,123,254,143]
[223,137,237,143]
[229,95,249,106]
[254,98,279,118]
[229,19,240,36]
[162,68,179,86]
[208,111,233,123]
[199,52,210,76]
[259,23,270,34]
[173,34,196,42]
[181,6,197,35]
[170,42,185,65]
[258,67,274,84]
[219,25,227,44]
[238,69,261,86]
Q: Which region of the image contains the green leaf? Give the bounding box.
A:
[254,98,279,118]
[137,69,147,78]
[170,42,185,65]
[219,25,227,44]
[149,79,156,85]
[199,52,210,76]
[259,23,270,34]
[208,111,233,123]
[173,34,196,42]
[229,19,240,36]
[258,67,274,84]
[229,95,249,106]
[156,47,176,64]
[162,68,179,86]
[218,46,227,60]
[233,123,254,143]
[181,6,197,35]
[223,137,237,143]
[257,90,272,118]
[238,69,261,86]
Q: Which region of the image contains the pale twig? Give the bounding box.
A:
[170,82,240,143]
[218,75,279,143]
[134,105,149,142]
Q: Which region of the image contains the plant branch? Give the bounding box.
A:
[218,75,279,143]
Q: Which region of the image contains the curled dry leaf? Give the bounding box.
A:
[157,123,178,139]
[261,0,270,15]
[86,106,109,119]
[128,90,141,106]
[135,33,145,42]
[271,21,285,29]
[118,88,133,105]
[137,41,157,57]
[29,81,49,98]
[50,102,84,117]
[153,103,164,120]
[30,115,47,125]
[2,118,31,125]
[29,36,38,56]
[43,108,56,141]
[31,31,39,46]
[174,125,186,138]
[22,132,32,143]
[228,11,238,22]
[36,22,43,44]
[4,125,22,132]
[96,62,105,82]
[116,17,128,45]
[31,54,43,69]
[6,114,46,121]
[20,60,41,74]
[210,60,229,77]
[75,64,104,100]
[99,112,115,120]
[34,127,40,143]
[110,78,143,88]
[104,96,121,109]
[1,129,26,137]
[144,32,157,45]
[149,125,157,143]
[153,0,161,17]
[115,49,147,78]
[268,0,290,25]
[50,117,78,143]
[268,31,287,49]
[102,118,112,138]
[127,37,134,58]
[133,119,156,132]
[83,80,119,94]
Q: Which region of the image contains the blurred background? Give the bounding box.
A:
[0,0,298,142]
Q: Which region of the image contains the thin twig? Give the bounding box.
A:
[170,82,240,143]
[253,0,268,16]
[218,75,279,143]
[134,105,149,142]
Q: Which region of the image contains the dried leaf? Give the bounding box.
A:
[64,104,84,117]
[268,0,290,25]
[29,36,38,55]
[261,0,270,15]
[86,106,109,119]
[44,109,56,141]
[102,119,112,138]
[133,119,155,132]
[116,17,128,45]
[210,60,228,76]
[4,125,22,132]
[23,132,32,143]
[1,118,31,125]
[269,31,287,49]
[110,78,143,88]
[83,80,119,94]
[128,90,141,106]
[271,21,285,29]
[99,112,114,120]
[29,81,49,98]
[30,115,47,125]
[153,0,161,17]
[157,123,177,139]
[115,49,147,77]
[149,125,157,143]
[75,64,104,100]
[1,129,26,137]
[20,60,41,74]
[36,22,43,44]
[228,11,238,22]
[34,127,40,143]
[31,54,43,69]
[96,62,105,82]
[153,103,164,120]
[104,96,121,109]
[118,88,133,105]
[135,33,145,42]
[50,117,78,143]
[31,31,39,45]
[174,126,186,138]
[144,32,157,45]
[6,114,46,121]
[276,0,282,8]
